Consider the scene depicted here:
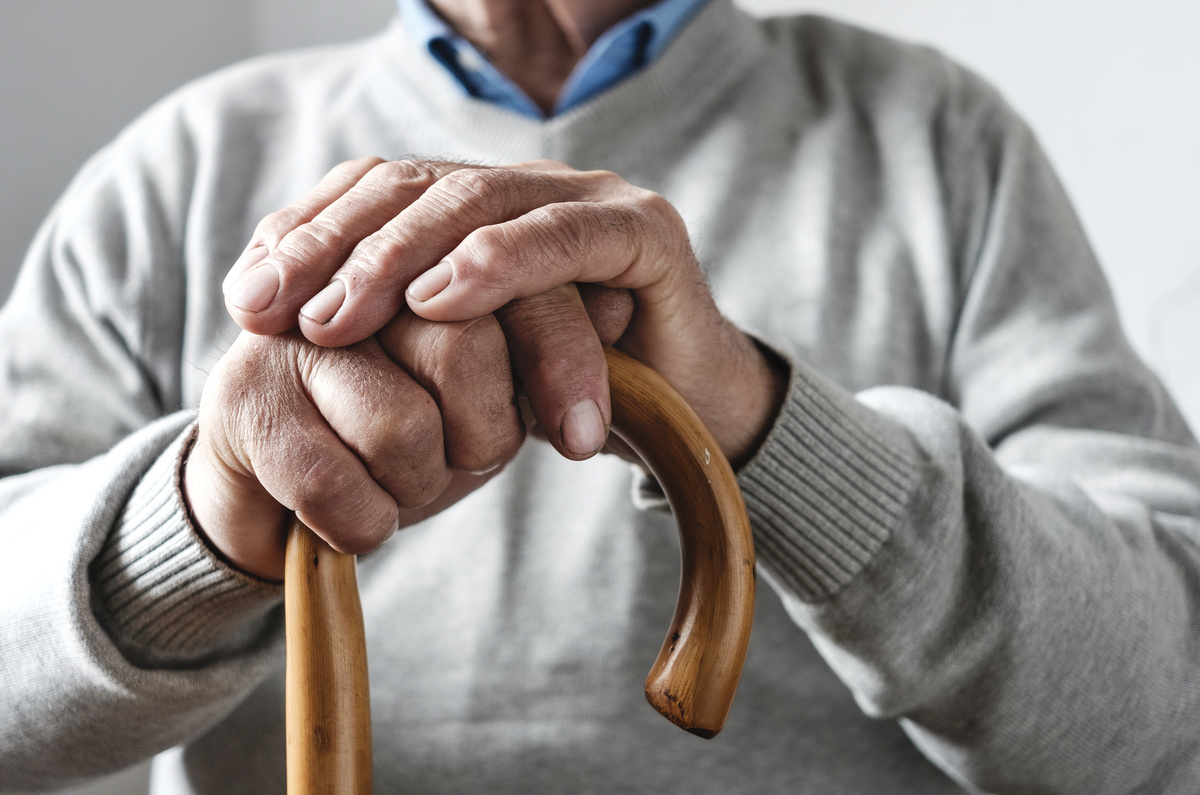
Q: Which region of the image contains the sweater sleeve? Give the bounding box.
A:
[736,70,1200,792]
[0,111,283,789]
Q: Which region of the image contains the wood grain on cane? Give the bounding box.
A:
[285,519,372,795]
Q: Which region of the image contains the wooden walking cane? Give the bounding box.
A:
[284,346,757,793]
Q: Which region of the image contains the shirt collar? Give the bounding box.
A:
[397,0,713,118]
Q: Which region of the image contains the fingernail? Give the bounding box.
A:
[407,261,453,303]
[223,244,268,292]
[562,399,605,457]
[225,264,280,313]
[300,280,347,325]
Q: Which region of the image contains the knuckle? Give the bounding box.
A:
[290,336,327,385]
[434,169,508,218]
[439,315,508,378]
[212,334,300,437]
[621,205,656,245]
[530,203,589,259]
[335,156,386,177]
[628,189,685,242]
[294,475,396,556]
[294,216,349,251]
[589,169,625,189]
[254,208,299,248]
[360,395,447,501]
[368,158,440,193]
[225,332,290,387]
[342,230,405,282]
[637,190,685,236]
[418,318,521,474]
[445,330,515,400]
[460,225,519,280]
[603,197,671,263]
[272,222,349,269]
[637,187,670,213]
[389,392,444,454]
[352,410,403,467]
[290,459,354,519]
[404,315,506,397]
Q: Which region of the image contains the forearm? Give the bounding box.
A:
[740,360,1200,792]
[0,415,282,789]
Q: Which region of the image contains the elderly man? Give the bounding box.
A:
[2,0,1199,792]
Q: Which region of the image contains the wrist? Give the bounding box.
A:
[182,431,288,581]
[714,333,790,470]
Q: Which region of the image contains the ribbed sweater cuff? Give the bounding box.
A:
[738,362,918,603]
[91,424,282,668]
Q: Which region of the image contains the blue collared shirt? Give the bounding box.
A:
[397,0,712,118]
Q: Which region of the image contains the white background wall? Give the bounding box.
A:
[2,2,1198,793]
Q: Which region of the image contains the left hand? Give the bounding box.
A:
[223,158,787,467]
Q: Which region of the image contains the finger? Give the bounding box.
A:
[304,337,453,518]
[213,333,407,557]
[505,304,637,467]
[298,166,620,348]
[405,191,694,325]
[376,311,525,473]
[227,159,473,336]
[495,284,611,460]
[576,284,634,345]
[222,157,384,293]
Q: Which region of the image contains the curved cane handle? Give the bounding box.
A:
[604,347,756,738]
[284,347,756,792]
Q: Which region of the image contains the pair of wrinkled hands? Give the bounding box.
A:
[185,157,781,580]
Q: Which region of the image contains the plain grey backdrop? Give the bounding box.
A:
[2,1,1199,793]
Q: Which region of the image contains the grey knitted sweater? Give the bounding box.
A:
[2,2,1199,792]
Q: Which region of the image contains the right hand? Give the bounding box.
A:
[222,157,785,470]
[183,310,527,582]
